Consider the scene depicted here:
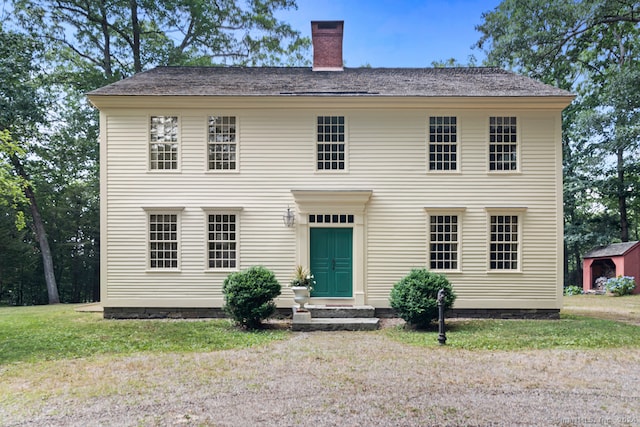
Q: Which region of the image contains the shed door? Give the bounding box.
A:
[310,228,353,297]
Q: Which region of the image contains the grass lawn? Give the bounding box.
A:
[386,294,640,350]
[0,304,288,365]
[1,295,639,365]
[562,293,640,322]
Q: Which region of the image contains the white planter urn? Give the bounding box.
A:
[291,286,310,311]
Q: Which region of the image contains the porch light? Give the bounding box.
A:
[283,207,295,227]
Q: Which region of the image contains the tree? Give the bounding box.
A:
[13,0,310,78]
[1,0,309,304]
[430,56,478,68]
[0,25,60,304]
[476,0,640,283]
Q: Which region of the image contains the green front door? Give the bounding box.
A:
[310,228,353,298]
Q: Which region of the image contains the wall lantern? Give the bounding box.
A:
[283,207,295,227]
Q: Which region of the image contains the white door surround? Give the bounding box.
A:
[291,190,372,305]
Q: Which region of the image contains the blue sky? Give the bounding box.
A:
[277,0,502,67]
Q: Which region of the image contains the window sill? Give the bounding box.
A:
[146,269,182,273]
[427,170,461,175]
[204,268,239,273]
[431,269,463,274]
[487,270,522,274]
[205,169,239,174]
[315,170,349,174]
[487,171,522,176]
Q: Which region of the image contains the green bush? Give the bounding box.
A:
[605,276,636,296]
[389,269,456,329]
[222,266,281,329]
[564,285,584,296]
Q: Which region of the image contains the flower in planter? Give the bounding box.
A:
[290,265,316,292]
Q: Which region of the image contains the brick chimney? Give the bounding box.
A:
[311,21,344,71]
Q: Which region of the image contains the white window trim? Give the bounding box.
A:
[202,207,243,272]
[205,114,240,174]
[315,114,349,174]
[142,207,184,272]
[148,114,181,173]
[487,115,521,174]
[424,207,466,273]
[485,207,527,273]
[426,115,461,174]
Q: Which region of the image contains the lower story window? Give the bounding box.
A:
[149,214,178,269]
[208,213,237,269]
[490,215,518,270]
[429,215,458,270]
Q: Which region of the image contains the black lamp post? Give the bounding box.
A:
[437,288,447,346]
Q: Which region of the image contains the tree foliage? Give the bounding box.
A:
[13,0,310,78]
[0,24,61,304]
[1,0,309,305]
[477,0,640,284]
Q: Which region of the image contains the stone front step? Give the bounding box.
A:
[291,317,380,332]
[291,305,380,331]
[306,304,376,318]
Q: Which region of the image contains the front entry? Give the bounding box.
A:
[310,228,353,298]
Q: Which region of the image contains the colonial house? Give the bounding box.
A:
[88,21,574,319]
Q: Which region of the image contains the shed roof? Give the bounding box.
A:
[88,66,573,98]
[584,241,640,259]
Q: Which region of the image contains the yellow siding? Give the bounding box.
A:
[100,101,564,309]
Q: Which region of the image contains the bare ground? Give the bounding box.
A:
[2,321,640,427]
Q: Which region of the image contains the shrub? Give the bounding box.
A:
[222,266,281,329]
[389,269,456,329]
[564,285,584,296]
[605,276,636,296]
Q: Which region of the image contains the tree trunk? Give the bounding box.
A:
[617,147,629,242]
[99,0,113,78]
[130,0,142,73]
[10,155,60,304]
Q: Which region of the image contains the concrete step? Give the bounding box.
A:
[291,317,380,332]
[306,304,375,318]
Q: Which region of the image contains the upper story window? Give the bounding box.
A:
[489,116,517,171]
[317,116,345,171]
[150,116,178,170]
[429,116,457,171]
[489,215,519,270]
[208,116,237,171]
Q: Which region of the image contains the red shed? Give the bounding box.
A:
[582,241,640,294]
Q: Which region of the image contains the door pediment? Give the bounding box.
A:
[291,190,372,213]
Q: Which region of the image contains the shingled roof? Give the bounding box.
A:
[584,241,640,259]
[88,66,573,98]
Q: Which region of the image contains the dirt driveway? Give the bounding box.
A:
[3,325,640,427]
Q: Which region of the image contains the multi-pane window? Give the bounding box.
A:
[149,214,178,268]
[208,214,237,269]
[309,214,354,224]
[429,116,457,171]
[150,116,178,170]
[208,116,237,170]
[489,116,517,171]
[490,215,518,270]
[317,116,345,170]
[429,215,459,270]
